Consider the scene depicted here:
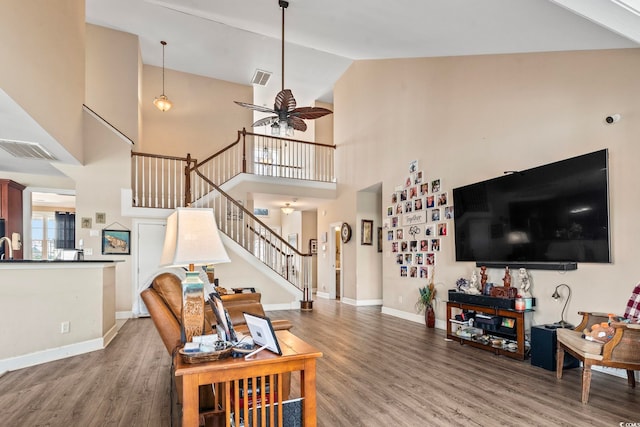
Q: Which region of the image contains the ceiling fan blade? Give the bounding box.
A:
[288,116,307,132]
[274,89,297,112]
[234,101,277,115]
[252,116,278,127]
[290,106,333,120]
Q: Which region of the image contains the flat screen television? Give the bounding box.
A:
[453,149,610,268]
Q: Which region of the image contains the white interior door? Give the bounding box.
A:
[134,221,166,316]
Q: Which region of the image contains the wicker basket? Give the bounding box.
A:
[179,342,234,364]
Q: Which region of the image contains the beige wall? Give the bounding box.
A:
[85,24,140,144]
[140,65,253,158]
[0,0,85,163]
[325,48,640,325]
[314,101,334,146]
[56,112,133,313]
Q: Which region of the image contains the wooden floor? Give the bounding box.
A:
[0,298,638,427]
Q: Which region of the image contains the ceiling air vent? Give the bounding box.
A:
[0,139,57,160]
[251,69,272,86]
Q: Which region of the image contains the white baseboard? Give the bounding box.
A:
[381,306,446,330]
[315,291,330,299]
[341,298,383,306]
[0,329,118,373]
[264,301,300,311]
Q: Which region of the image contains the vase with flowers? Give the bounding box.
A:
[416,282,437,328]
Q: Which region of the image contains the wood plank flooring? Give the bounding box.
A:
[0,298,637,426]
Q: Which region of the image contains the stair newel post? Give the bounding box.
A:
[184,153,192,207]
[241,128,247,173]
[300,254,313,311]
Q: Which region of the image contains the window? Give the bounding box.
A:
[31,211,59,260]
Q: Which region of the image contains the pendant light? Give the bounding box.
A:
[153,41,173,112]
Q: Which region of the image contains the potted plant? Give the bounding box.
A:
[416,282,437,328]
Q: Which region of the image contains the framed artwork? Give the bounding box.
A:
[95,212,106,224]
[102,229,131,255]
[437,192,448,206]
[445,206,454,219]
[254,207,269,217]
[309,238,318,254]
[361,219,373,245]
[377,227,383,253]
[287,233,298,249]
[81,217,92,229]
[431,179,441,193]
[409,160,418,173]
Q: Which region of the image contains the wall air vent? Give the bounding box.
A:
[251,69,272,86]
[0,139,57,160]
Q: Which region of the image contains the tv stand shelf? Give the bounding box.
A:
[446,300,533,360]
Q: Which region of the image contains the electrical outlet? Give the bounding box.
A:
[84,248,93,256]
[61,321,70,334]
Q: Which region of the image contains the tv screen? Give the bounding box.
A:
[453,149,610,265]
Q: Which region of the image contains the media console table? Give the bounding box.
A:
[446,299,534,360]
[175,330,322,427]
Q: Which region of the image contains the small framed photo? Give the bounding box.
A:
[95,212,106,224]
[102,229,131,255]
[420,182,429,196]
[414,170,423,185]
[437,192,448,206]
[425,225,435,236]
[431,179,441,193]
[309,238,318,254]
[377,227,383,253]
[81,217,92,229]
[431,239,441,252]
[426,195,435,208]
[438,223,448,236]
[254,207,269,217]
[387,230,394,241]
[361,219,373,245]
[409,160,418,173]
[445,206,455,219]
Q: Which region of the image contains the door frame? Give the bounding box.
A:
[329,221,343,300]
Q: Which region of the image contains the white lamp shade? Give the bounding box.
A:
[160,208,230,268]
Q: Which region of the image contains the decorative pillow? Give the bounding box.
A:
[624,283,640,322]
[583,322,615,343]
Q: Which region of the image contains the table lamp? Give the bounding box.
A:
[551,283,572,329]
[160,208,230,342]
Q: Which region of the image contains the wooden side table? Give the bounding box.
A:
[174,330,322,427]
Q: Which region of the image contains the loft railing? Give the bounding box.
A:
[193,129,335,192]
[132,129,335,209]
[190,171,312,299]
[131,152,194,209]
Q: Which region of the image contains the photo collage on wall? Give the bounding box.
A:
[385,160,453,278]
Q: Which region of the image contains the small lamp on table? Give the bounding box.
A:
[551,283,573,329]
[160,207,230,342]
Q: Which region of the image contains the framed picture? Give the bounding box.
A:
[377,227,383,253]
[95,212,106,224]
[288,233,298,249]
[361,219,373,245]
[101,229,131,255]
[253,207,269,217]
[81,217,92,229]
[309,238,318,254]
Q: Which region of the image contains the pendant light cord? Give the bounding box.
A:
[161,40,167,96]
[281,3,285,92]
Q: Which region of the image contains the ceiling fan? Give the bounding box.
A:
[234,0,332,136]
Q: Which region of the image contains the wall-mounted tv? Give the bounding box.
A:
[453,149,610,268]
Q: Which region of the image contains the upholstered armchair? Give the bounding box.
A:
[556,311,640,403]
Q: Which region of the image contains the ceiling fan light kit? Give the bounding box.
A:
[153,41,173,112]
[234,0,332,136]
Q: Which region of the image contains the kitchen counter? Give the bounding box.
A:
[0,261,118,372]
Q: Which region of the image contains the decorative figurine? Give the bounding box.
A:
[480,266,488,293]
[519,267,531,297]
[503,266,512,287]
[468,270,480,294]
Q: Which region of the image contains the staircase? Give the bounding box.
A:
[131,129,336,304]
